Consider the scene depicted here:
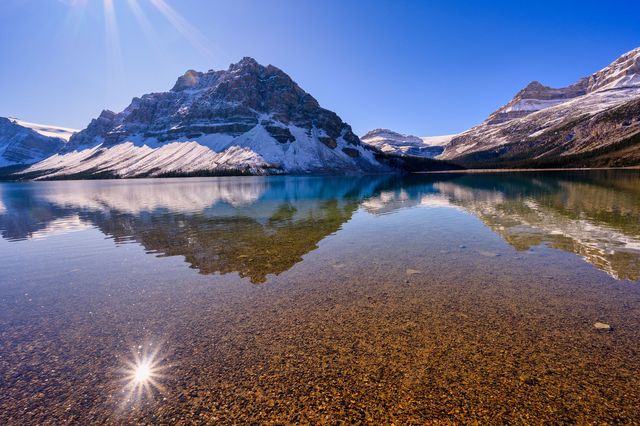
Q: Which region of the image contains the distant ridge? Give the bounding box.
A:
[0,117,72,168]
[441,47,640,168]
[360,128,446,158]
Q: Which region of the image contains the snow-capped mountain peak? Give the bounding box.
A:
[482,47,640,126]
[485,79,589,125]
[586,46,640,92]
[440,46,640,166]
[23,58,387,179]
[0,118,74,168]
[9,118,77,142]
[361,128,446,158]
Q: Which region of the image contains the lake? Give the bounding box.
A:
[1,170,639,423]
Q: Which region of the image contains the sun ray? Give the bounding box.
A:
[126,0,161,53]
[148,0,214,59]
[60,0,88,43]
[102,0,125,103]
[103,0,121,58]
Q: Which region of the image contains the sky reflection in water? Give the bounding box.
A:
[1,171,639,282]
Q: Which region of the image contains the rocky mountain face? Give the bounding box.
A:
[484,80,589,125]
[23,58,388,179]
[441,47,640,167]
[0,118,71,169]
[361,128,445,158]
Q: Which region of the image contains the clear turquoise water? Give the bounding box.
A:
[1,171,639,423]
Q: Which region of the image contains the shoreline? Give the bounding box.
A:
[418,166,640,174]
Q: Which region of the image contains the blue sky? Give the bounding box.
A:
[0,0,638,136]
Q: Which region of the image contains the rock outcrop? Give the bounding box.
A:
[24,58,388,178]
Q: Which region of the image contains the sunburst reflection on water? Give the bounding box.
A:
[119,343,169,407]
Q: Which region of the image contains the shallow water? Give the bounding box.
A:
[1,171,639,423]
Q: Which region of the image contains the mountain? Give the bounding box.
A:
[9,118,76,142]
[441,47,640,167]
[360,128,449,158]
[0,118,75,169]
[21,58,390,179]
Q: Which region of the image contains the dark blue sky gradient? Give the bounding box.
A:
[1,0,638,136]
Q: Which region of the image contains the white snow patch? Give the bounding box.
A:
[420,134,457,147]
[502,98,568,113]
[10,118,77,141]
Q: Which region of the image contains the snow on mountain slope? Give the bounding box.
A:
[420,134,457,147]
[23,58,387,179]
[361,128,445,158]
[586,47,640,92]
[441,47,640,166]
[26,141,270,179]
[9,118,77,141]
[483,80,589,125]
[0,117,67,168]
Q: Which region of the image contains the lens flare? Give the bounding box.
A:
[134,362,152,383]
[119,343,169,405]
[103,0,121,56]
[102,0,124,101]
[61,0,214,61]
[149,0,214,59]
[126,0,160,52]
[61,0,88,40]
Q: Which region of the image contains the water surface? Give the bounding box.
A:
[1,171,639,423]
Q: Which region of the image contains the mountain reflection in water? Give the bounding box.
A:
[1,170,639,282]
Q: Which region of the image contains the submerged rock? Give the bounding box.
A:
[594,322,612,331]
